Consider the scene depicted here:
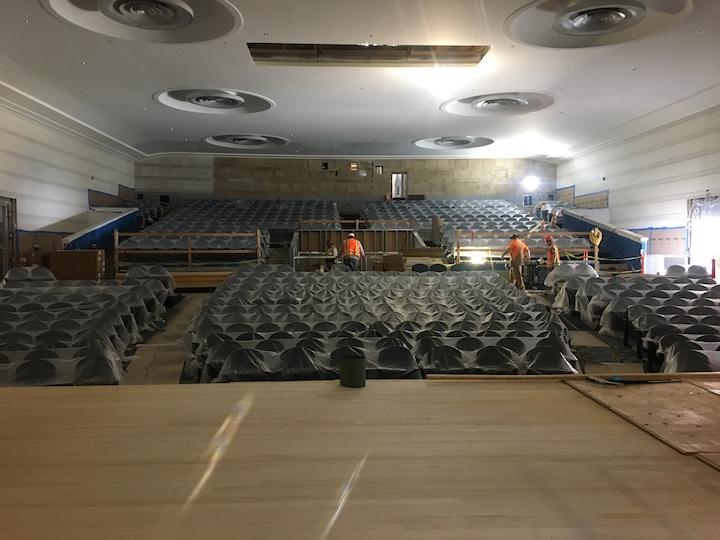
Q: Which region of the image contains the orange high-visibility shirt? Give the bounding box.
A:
[547,244,560,267]
[342,238,363,258]
[506,238,528,263]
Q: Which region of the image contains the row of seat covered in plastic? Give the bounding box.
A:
[0,345,123,386]
[659,334,720,372]
[143,199,340,231]
[0,270,173,386]
[185,268,572,381]
[189,334,579,376]
[194,317,564,342]
[627,305,720,332]
[565,275,717,327]
[197,340,578,383]
[0,308,137,386]
[591,288,720,334]
[119,237,260,249]
[210,276,535,299]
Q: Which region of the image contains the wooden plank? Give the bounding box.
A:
[171,271,231,289]
[124,343,184,385]
[567,379,720,454]
[690,380,720,396]
[2,381,720,539]
[118,232,259,237]
[697,453,720,471]
[569,330,608,348]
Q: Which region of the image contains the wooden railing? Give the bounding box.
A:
[297,228,419,255]
[297,218,416,229]
[113,229,263,274]
[452,229,595,263]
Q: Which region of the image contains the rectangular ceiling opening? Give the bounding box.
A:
[247,43,490,66]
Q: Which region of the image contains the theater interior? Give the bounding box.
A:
[2,1,720,538]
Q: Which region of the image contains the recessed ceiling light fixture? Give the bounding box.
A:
[505,0,693,48]
[40,0,241,43]
[442,92,554,117]
[205,134,289,150]
[154,88,274,114]
[413,136,494,151]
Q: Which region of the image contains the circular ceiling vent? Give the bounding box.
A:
[154,89,274,115]
[554,5,646,35]
[40,0,241,43]
[98,0,194,30]
[442,92,554,117]
[505,0,693,48]
[413,136,494,151]
[205,134,290,150]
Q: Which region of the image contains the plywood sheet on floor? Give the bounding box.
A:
[2,381,720,539]
[697,453,720,471]
[147,294,207,345]
[569,330,609,347]
[124,343,185,385]
[567,379,720,454]
[584,361,645,374]
[690,380,720,396]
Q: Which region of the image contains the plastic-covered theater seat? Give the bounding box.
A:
[372,346,421,379]
[665,350,713,372]
[216,349,270,382]
[497,337,527,355]
[525,347,578,375]
[456,337,483,351]
[473,346,520,375]
[74,355,120,385]
[256,339,285,353]
[424,345,465,373]
[278,347,320,380]
[13,359,57,385]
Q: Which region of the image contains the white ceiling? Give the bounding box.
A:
[1,0,719,160]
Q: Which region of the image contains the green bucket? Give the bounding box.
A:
[339,356,366,388]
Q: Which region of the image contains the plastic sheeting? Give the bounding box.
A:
[0,269,172,386]
[545,263,598,288]
[184,267,576,382]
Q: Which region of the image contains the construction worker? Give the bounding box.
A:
[323,239,338,272]
[545,234,560,268]
[534,234,560,288]
[341,232,365,271]
[502,234,530,289]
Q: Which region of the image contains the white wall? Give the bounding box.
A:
[0,104,135,231]
[557,105,720,230]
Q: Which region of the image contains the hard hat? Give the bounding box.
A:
[348,232,355,238]
[544,234,554,243]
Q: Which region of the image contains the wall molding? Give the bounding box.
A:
[563,83,720,162]
[0,80,145,162]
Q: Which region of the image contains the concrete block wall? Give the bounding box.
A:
[135,155,556,205]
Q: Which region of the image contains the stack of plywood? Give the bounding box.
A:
[48,250,105,281]
[382,253,404,272]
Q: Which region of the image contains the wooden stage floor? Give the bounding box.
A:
[2,380,720,539]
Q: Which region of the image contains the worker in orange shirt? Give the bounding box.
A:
[341,232,365,271]
[502,234,531,289]
[545,234,560,268]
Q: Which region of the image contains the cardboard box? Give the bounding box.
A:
[48,250,105,281]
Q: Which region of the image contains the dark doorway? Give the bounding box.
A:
[0,197,18,277]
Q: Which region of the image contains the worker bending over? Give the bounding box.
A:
[341,232,365,271]
[502,234,530,289]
